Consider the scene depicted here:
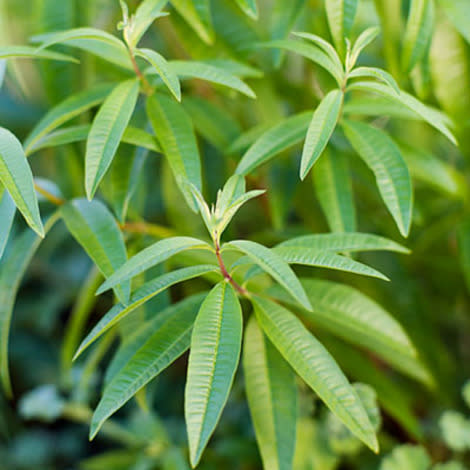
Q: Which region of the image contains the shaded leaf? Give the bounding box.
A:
[0,189,15,259]
[171,0,214,44]
[233,0,258,19]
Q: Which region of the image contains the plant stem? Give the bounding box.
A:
[34,183,65,206]
[214,236,247,296]
[128,48,152,95]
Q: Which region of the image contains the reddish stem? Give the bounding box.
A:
[215,237,247,296]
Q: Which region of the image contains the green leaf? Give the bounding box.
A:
[342,120,413,237]
[437,0,470,44]
[458,219,470,293]
[346,81,457,144]
[313,148,356,232]
[0,189,16,259]
[348,66,399,93]
[325,0,359,56]
[85,79,140,199]
[171,0,214,44]
[0,212,59,396]
[236,111,312,175]
[380,445,430,470]
[243,317,297,470]
[348,26,380,68]
[23,83,113,155]
[233,0,258,19]
[75,265,218,359]
[136,48,181,101]
[146,94,202,211]
[185,282,243,466]
[253,296,378,452]
[0,45,78,62]
[61,198,130,304]
[97,236,212,294]
[402,0,434,73]
[127,0,168,48]
[31,27,132,69]
[225,240,312,311]
[0,128,43,236]
[166,60,256,98]
[300,89,343,179]
[90,290,202,439]
[439,411,470,452]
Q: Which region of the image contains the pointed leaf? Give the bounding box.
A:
[171,0,214,44]
[0,45,78,62]
[185,282,243,466]
[75,265,218,359]
[85,79,139,199]
[244,317,297,470]
[349,27,380,68]
[253,296,378,452]
[300,89,343,179]
[437,0,470,44]
[0,128,43,236]
[136,48,181,101]
[342,120,413,237]
[236,111,312,175]
[233,0,258,19]
[348,66,399,93]
[146,94,202,211]
[128,0,168,48]
[97,236,212,294]
[90,291,202,439]
[325,0,359,56]
[225,240,312,311]
[0,189,15,259]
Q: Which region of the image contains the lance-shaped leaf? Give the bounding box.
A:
[437,0,470,44]
[325,0,359,56]
[85,79,139,199]
[31,27,132,69]
[90,291,202,439]
[300,89,343,180]
[23,83,113,155]
[97,236,212,294]
[171,0,214,44]
[0,128,43,236]
[0,212,59,396]
[253,296,378,452]
[166,61,255,98]
[402,0,434,73]
[136,48,181,101]
[0,189,16,259]
[185,282,243,467]
[269,279,430,384]
[342,120,413,237]
[0,45,78,62]
[346,81,457,144]
[225,240,312,311]
[348,67,399,93]
[61,199,130,304]
[146,94,201,210]
[243,317,297,470]
[75,265,218,359]
[233,0,258,19]
[236,111,312,175]
[127,0,168,48]
[349,26,380,68]
[313,148,356,232]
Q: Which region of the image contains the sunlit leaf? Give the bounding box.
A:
[127,0,168,48]
[233,0,258,19]
[0,45,78,62]
[348,66,399,93]
[325,0,358,56]
[171,0,214,44]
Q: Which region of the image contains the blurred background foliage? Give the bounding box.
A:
[0,0,470,468]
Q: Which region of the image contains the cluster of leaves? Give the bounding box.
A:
[0,0,470,468]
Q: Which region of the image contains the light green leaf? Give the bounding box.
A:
[146,94,202,211]
[75,265,218,359]
[225,240,312,311]
[313,148,356,232]
[31,27,132,69]
[437,0,470,43]
[439,411,470,452]
[346,81,457,144]
[348,66,399,93]
[166,60,255,98]
[171,0,214,44]
[97,237,212,294]
[23,83,113,155]
[0,128,43,236]
[243,317,297,470]
[90,290,202,439]
[0,45,78,62]
[216,175,246,214]
[342,120,413,237]
[349,26,380,68]
[0,189,16,259]
[0,212,59,396]
[236,111,312,175]
[136,48,181,101]
[253,296,378,452]
[380,445,430,470]
[233,0,258,19]
[185,282,243,466]
[325,0,359,56]
[300,89,343,179]
[127,0,168,48]
[85,79,140,199]
[61,198,130,304]
[343,95,419,119]
[402,0,434,73]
